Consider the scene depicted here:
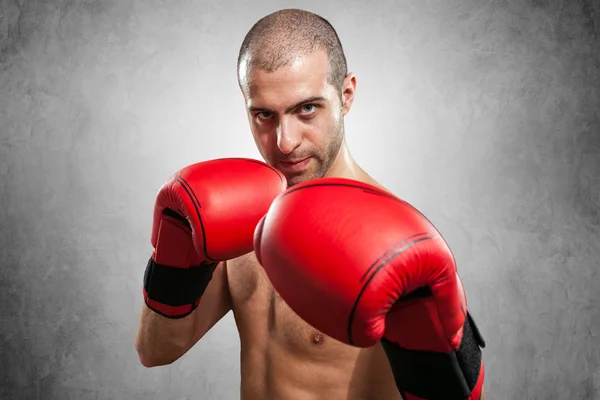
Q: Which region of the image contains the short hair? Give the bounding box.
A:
[237,9,348,94]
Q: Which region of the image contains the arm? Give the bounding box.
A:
[134,261,231,367]
[133,158,286,368]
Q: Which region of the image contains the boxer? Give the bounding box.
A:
[134,8,487,399]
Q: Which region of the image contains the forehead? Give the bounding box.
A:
[240,50,333,107]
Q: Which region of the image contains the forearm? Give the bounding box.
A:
[134,305,198,367]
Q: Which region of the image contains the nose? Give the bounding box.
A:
[276,118,302,155]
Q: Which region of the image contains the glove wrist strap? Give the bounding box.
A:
[381,312,486,400]
[143,257,217,319]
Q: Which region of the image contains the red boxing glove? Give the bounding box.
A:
[144,158,286,318]
[254,178,486,400]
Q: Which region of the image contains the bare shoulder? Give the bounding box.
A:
[226,252,267,306]
[352,170,390,194]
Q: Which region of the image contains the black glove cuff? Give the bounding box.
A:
[381,311,486,400]
[143,257,217,319]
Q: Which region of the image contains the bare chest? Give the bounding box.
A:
[226,252,332,351]
[225,253,402,400]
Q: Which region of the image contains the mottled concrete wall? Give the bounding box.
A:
[1,0,599,399]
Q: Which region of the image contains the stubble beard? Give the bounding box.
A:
[286,118,344,187]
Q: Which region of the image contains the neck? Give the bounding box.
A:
[324,139,369,182]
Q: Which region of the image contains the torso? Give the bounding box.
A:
[226,252,402,400]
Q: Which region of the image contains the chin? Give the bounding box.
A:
[285,176,305,187]
[285,170,324,187]
[284,172,308,187]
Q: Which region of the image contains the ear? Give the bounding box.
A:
[341,72,357,116]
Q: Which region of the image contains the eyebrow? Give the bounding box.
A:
[248,96,327,114]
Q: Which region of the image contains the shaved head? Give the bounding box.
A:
[237,9,348,95]
[237,9,357,187]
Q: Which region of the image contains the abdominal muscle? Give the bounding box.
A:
[227,254,401,400]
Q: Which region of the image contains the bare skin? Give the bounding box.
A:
[135,49,486,399]
[229,253,401,399]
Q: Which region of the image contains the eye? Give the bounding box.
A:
[299,104,317,114]
[256,111,274,121]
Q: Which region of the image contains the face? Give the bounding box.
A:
[239,50,355,186]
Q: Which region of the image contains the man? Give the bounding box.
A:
[135,9,486,399]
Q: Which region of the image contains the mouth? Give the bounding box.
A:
[278,157,311,172]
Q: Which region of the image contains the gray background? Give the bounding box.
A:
[1,0,599,399]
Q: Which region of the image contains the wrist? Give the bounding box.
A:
[381,312,485,400]
[143,257,218,319]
